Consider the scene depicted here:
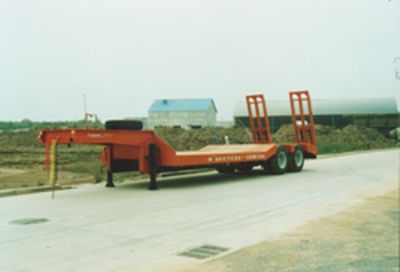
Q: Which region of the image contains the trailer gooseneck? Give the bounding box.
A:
[38,90,317,190]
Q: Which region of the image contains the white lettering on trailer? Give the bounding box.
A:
[87,134,102,138]
[207,154,265,163]
[208,156,242,162]
[245,154,266,160]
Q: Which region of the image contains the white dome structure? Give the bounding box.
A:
[234,98,399,117]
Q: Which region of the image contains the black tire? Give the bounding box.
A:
[288,145,305,172]
[268,146,288,174]
[105,120,143,131]
[216,165,235,174]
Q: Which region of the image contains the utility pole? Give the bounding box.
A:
[83,94,88,115]
[82,94,99,128]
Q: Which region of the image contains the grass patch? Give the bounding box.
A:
[61,160,105,183]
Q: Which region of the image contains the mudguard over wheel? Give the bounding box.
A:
[268,146,288,174]
[288,145,305,172]
[105,120,143,130]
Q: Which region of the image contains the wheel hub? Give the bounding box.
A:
[294,150,304,167]
[277,151,287,169]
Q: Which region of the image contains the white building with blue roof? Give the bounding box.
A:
[148,98,217,129]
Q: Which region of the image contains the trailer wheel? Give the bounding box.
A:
[216,165,235,174]
[105,120,143,130]
[269,146,288,174]
[288,145,304,172]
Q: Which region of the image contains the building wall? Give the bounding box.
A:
[149,108,217,128]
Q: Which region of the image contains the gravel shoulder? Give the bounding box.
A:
[179,188,400,272]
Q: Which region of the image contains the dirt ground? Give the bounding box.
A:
[179,189,400,272]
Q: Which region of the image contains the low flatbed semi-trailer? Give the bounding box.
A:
[38,90,317,190]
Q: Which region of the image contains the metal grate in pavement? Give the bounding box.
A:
[9,218,49,225]
[178,245,229,259]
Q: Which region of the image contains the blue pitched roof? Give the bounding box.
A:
[149,98,217,113]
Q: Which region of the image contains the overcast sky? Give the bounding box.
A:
[0,0,399,121]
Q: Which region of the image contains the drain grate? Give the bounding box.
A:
[178,245,229,259]
[9,218,49,225]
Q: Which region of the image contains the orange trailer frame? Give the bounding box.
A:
[38,91,317,190]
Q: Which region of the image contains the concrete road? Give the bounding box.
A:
[0,149,398,272]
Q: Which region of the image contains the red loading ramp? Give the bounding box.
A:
[246,94,272,144]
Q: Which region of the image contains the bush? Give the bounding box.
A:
[273,124,396,154]
[155,126,252,151]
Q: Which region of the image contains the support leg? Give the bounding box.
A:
[106,170,115,187]
[148,144,158,191]
[106,144,115,187]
